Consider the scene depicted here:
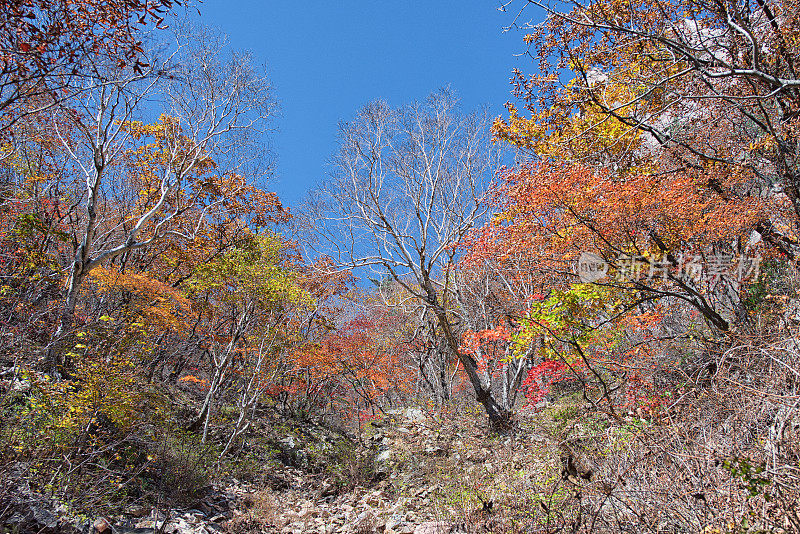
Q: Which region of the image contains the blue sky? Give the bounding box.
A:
[194,2,538,209]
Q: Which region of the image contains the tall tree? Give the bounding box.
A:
[46,26,278,372]
[305,89,513,428]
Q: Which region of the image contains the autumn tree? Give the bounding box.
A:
[0,105,78,362]
[291,285,416,425]
[498,0,800,257]
[45,25,277,373]
[455,262,536,413]
[456,0,800,422]
[185,233,313,447]
[0,0,181,136]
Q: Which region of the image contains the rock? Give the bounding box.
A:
[162,518,189,533]
[192,488,233,520]
[424,444,446,456]
[183,509,206,519]
[363,490,386,507]
[386,514,404,531]
[449,523,476,533]
[413,485,438,499]
[467,449,490,463]
[93,517,112,533]
[31,505,57,530]
[135,519,165,530]
[414,521,450,534]
[125,504,150,518]
[11,378,31,392]
[0,493,78,534]
[352,510,378,531]
[298,505,315,519]
[404,407,426,422]
[181,513,203,525]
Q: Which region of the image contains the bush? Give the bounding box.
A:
[146,430,214,506]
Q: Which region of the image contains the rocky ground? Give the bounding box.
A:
[222,406,566,534]
[4,377,798,533]
[2,402,618,534]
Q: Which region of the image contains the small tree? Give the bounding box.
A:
[186,233,313,446]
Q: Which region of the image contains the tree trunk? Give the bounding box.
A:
[425,284,512,430]
[47,159,103,375]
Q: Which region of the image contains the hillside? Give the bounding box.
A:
[2,0,800,532]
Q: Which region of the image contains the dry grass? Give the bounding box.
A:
[373,335,800,533]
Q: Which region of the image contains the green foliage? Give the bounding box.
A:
[434,482,484,511]
[545,404,580,435]
[318,441,377,490]
[721,457,772,498]
[743,259,795,313]
[148,430,215,505]
[2,354,142,464]
[14,212,68,244]
[1,371,161,514]
[515,283,626,361]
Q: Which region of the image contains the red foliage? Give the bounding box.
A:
[521,360,568,406]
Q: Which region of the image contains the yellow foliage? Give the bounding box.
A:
[31,354,142,437]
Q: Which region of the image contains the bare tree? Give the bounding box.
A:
[305,89,512,428]
[454,266,535,413]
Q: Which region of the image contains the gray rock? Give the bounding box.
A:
[404,407,426,422]
[386,513,404,531]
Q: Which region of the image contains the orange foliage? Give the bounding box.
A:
[484,162,765,271]
[291,312,413,420]
[90,265,193,334]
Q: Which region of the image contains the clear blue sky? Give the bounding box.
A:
[194,1,538,209]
